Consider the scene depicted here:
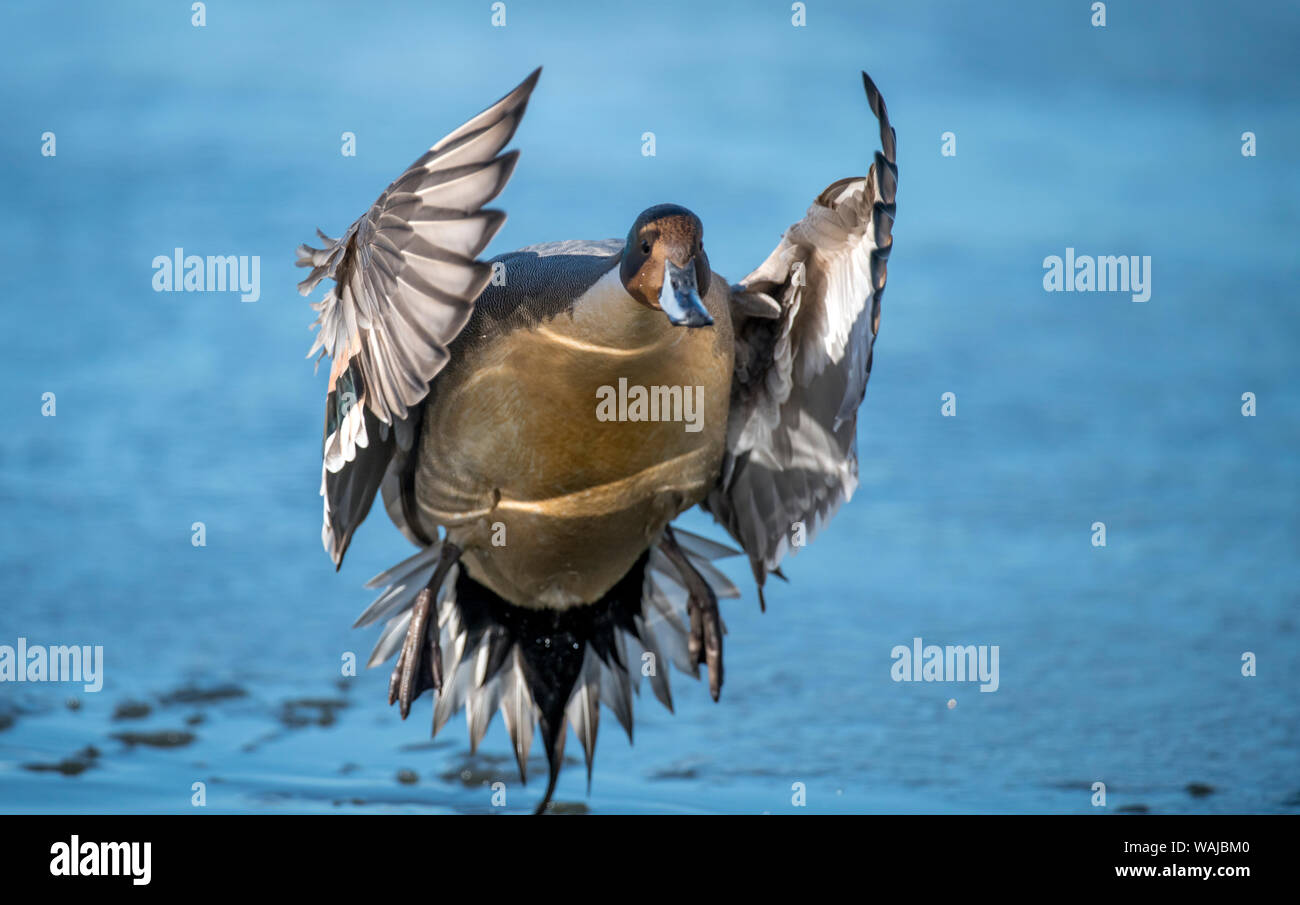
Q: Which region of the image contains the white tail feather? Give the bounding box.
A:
[356,527,740,792]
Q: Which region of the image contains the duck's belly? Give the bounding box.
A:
[412,272,734,609]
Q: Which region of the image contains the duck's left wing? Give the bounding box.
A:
[706,71,897,602]
[297,68,541,567]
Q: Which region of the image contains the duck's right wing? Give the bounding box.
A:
[707,71,897,602]
[297,67,541,567]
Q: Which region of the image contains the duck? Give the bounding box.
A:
[296,66,897,813]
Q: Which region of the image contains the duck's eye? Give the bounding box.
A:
[640,240,651,254]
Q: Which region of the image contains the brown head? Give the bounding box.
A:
[619,204,713,327]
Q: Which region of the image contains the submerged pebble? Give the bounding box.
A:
[111,730,197,749]
[112,700,152,721]
[159,684,247,706]
[22,745,100,776]
[279,698,348,728]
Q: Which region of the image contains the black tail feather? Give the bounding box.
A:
[360,525,743,814]
[451,551,651,813]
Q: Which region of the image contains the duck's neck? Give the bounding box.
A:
[567,263,672,351]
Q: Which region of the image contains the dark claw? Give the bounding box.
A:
[430,629,444,692]
[687,593,704,668]
[389,588,439,719]
[387,653,402,709]
[699,594,723,702]
[661,527,724,701]
[386,543,461,719]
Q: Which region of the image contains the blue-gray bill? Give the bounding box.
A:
[659,259,713,327]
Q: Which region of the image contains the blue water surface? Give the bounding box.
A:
[0,0,1297,814]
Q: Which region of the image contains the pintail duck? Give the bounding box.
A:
[296,67,897,812]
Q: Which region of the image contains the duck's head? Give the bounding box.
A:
[619,203,713,327]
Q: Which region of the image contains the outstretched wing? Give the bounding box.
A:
[297,68,542,567]
[706,71,897,600]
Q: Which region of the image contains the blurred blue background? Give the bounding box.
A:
[1,0,1297,814]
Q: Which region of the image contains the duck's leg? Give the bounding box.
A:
[388,542,462,719]
[661,527,724,701]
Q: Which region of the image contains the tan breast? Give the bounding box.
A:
[413,267,734,608]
